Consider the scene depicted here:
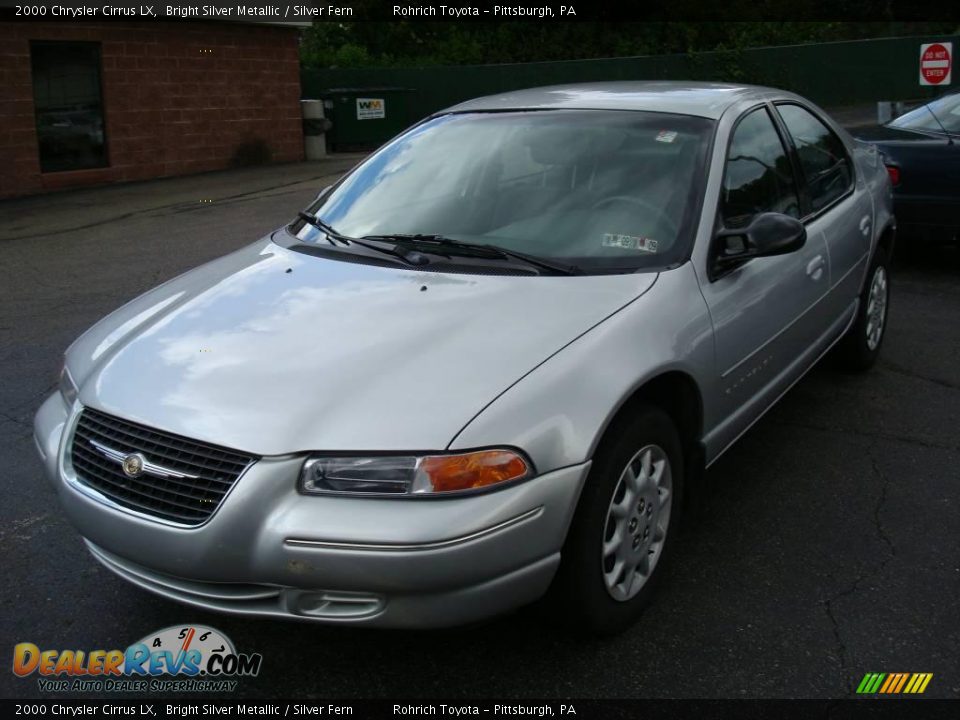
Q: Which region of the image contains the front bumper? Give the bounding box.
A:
[34,395,589,628]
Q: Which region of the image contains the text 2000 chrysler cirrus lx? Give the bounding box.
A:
[35,83,894,635]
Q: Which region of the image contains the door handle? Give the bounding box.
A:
[806,254,825,281]
[859,215,871,237]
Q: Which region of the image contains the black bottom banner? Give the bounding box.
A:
[2,700,959,720]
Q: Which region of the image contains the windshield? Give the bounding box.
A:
[888,93,960,135]
[291,110,714,273]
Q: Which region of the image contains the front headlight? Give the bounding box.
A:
[59,364,78,408]
[299,449,532,496]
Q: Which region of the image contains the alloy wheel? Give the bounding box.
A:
[865,265,888,351]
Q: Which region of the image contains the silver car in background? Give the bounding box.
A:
[34,83,894,635]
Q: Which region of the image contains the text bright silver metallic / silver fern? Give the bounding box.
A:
[33,82,894,628]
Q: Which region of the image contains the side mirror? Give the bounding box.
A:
[711,212,806,279]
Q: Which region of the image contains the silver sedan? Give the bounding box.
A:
[34,82,894,634]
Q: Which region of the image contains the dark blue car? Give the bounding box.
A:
[855,92,960,250]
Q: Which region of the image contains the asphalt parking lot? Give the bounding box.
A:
[1,161,957,700]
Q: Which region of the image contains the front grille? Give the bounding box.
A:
[70,408,256,526]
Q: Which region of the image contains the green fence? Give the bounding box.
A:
[303,34,958,150]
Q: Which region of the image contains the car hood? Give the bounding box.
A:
[69,237,658,456]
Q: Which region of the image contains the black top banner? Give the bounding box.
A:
[2,0,960,22]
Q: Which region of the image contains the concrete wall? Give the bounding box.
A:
[0,21,304,198]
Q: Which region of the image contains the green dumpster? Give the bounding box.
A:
[320,87,418,152]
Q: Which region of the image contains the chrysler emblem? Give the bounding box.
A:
[88,439,200,481]
[121,453,146,478]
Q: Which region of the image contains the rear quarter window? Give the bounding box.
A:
[777,104,854,213]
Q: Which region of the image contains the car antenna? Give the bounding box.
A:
[924,104,954,144]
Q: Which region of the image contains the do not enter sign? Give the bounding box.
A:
[919,42,952,86]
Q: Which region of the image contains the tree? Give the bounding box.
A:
[301,21,958,69]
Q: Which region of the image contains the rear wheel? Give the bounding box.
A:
[835,250,890,371]
[550,406,684,636]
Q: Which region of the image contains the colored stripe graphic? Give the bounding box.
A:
[856,672,932,694]
[879,674,896,693]
[893,673,909,693]
[907,673,933,693]
[856,673,883,693]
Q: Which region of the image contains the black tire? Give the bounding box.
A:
[834,249,891,372]
[549,405,684,636]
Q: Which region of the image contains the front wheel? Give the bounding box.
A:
[835,250,890,371]
[549,406,684,636]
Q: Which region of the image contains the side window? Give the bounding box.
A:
[722,108,801,229]
[777,104,853,213]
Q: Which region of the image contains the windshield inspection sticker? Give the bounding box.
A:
[655,130,678,143]
[602,234,659,253]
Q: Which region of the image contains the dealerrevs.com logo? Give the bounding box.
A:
[13,625,262,693]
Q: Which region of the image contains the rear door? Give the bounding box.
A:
[698,105,831,457]
[773,102,871,318]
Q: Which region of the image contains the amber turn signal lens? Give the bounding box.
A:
[418,450,530,493]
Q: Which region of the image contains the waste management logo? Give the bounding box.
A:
[13,625,261,693]
[356,97,385,120]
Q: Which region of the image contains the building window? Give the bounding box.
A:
[30,42,108,173]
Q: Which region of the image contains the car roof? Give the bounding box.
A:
[444,81,785,120]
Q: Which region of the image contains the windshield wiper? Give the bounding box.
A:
[924,105,955,143]
[297,212,348,246]
[297,213,422,265]
[361,234,581,276]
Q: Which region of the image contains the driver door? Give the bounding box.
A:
[699,105,831,459]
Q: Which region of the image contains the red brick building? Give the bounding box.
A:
[0,21,305,199]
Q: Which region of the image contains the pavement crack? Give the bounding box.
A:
[821,446,898,695]
[770,419,958,452]
[881,361,960,392]
[869,454,896,570]
[824,580,859,694]
[0,168,354,243]
[4,381,57,417]
[162,170,348,215]
[0,410,32,432]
